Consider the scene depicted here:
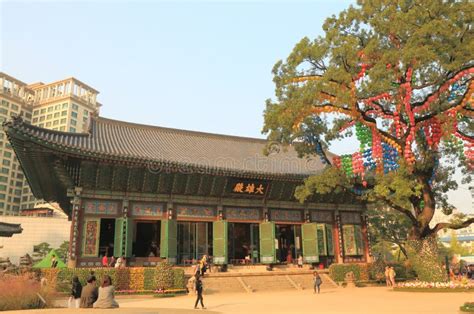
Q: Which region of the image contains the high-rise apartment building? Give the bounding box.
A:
[0,72,101,215]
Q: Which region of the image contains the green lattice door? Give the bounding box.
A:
[302,223,319,263]
[160,220,177,263]
[259,222,276,264]
[213,221,227,265]
[124,218,134,257]
[114,218,124,257]
[260,222,276,264]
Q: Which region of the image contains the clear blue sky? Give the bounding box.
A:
[1,0,471,214]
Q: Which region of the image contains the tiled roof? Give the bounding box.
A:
[0,222,22,237]
[4,116,329,178]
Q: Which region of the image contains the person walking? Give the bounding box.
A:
[69,276,82,308]
[194,274,206,309]
[389,266,396,287]
[384,266,391,287]
[313,271,322,294]
[93,275,119,308]
[80,276,98,308]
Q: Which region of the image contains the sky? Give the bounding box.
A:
[0,0,472,214]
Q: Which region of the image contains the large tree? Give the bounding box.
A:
[263,0,473,281]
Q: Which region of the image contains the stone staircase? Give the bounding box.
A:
[241,274,295,292]
[202,276,247,294]
[289,273,339,290]
[198,272,338,294]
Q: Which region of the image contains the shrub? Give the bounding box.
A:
[461,302,474,312]
[173,268,186,289]
[129,267,145,291]
[115,268,130,291]
[39,266,185,293]
[0,274,55,311]
[328,263,370,282]
[155,262,174,290]
[144,268,156,290]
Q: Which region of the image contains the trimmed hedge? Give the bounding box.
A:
[461,302,474,312]
[41,263,185,293]
[328,263,370,282]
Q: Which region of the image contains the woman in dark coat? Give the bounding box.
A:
[194,274,206,309]
[71,276,82,308]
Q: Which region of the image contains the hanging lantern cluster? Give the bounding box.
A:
[355,122,372,150]
[362,148,377,170]
[293,59,473,180]
[381,143,399,173]
[351,152,364,176]
[341,155,354,177]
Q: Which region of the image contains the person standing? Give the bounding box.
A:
[102,254,108,268]
[70,276,82,308]
[51,255,58,268]
[93,275,119,308]
[389,266,396,287]
[384,266,391,287]
[297,255,303,268]
[313,271,322,294]
[194,275,206,309]
[80,276,98,308]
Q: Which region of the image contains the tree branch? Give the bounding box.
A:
[432,218,474,234]
[373,195,419,227]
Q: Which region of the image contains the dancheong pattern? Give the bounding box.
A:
[269,209,302,222]
[84,200,118,215]
[130,203,165,217]
[176,205,216,218]
[224,207,261,221]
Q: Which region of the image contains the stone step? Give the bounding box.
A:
[288,273,338,290]
[201,277,247,294]
[240,275,296,292]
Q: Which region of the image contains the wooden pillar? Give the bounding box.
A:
[334,211,344,264]
[361,213,372,263]
[68,187,82,268]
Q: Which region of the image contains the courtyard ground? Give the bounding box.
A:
[3,287,473,314]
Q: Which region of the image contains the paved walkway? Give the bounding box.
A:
[4,287,473,313]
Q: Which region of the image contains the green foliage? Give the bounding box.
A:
[449,232,471,257]
[55,241,69,262]
[144,268,157,290]
[368,259,416,282]
[172,268,186,289]
[155,262,174,290]
[263,0,474,242]
[407,237,448,282]
[367,206,411,260]
[42,267,185,293]
[328,263,370,282]
[33,242,51,259]
[461,302,474,312]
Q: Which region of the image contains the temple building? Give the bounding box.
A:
[4,116,370,268]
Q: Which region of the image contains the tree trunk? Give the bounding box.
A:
[406,235,448,282]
